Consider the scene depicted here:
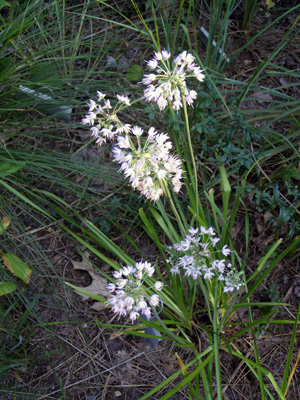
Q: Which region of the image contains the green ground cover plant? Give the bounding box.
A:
[1,0,300,398]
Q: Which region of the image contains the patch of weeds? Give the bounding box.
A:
[92,195,122,236]
[143,104,157,123]
[256,282,284,338]
[211,141,255,170]
[246,180,300,238]
[191,89,265,173]
[0,296,34,380]
[261,282,281,303]
[255,324,268,339]
[92,193,145,236]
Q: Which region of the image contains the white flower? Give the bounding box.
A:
[149,294,160,306]
[129,311,139,320]
[157,169,167,179]
[167,226,243,294]
[157,96,168,110]
[135,261,144,270]
[116,94,131,106]
[88,99,97,111]
[116,279,127,288]
[82,116,92,125]
[103,99,111,109]
[172,100,182,112]
[97,91,106,101]
[188,227,198,235]
[142,74,156,85]
[185,94,195,106]
[132,126,144,136]
[122,266,134,275]
[189,90,197,99]
[210,237,220,247]
[84,112,97,126]
[106,283,116,292]
[147,59,158,69]
[124,296,134,308]
[200,226,216,236]
[203,268,214,280]
[82,91,131,146]
[222,245,231,256]
[142,307,151,319]
[107,261,162,322]
[170,265,180,275]
[178,255,194,267]
[116,124,131,134]
[142,50,205,111]
[161,49,171,60]
[117,136,130,149]
[215,260,226,273]
[223,266,243,293]
[144,262,155,276]
[178,237,192,252]
[113,271,122,279]
[113,126,183,201]
[154,51,163,61]
[90,126,99,137]
[95,136,106,146]
[154,281,164,291]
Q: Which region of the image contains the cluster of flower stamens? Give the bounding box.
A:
[81,92,131,146]
[167,227,243,293]
[112,126,183,201]
[107,261,163,321]
[142,50,205,111]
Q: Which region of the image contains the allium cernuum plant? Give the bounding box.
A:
[82,91,183,201]
[106,261,163,321]
[112,126,183,201]
[142,50,205,111]
[81,92,131,146]
[167,227,243,293]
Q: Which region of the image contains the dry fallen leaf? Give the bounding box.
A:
[253,91,273,103]
[71,251,110,310]
[266,0,275,9]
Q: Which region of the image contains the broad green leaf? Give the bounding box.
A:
[1,253,32,284]
[0,216,10,235]
[219,164,231,222]
[0,282,17,296]
[0,0,10,8]
[127,65,143,82]
[266,0,275,9]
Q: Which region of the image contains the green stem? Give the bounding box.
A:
[213,287,223,400]
[168,107,197,212]
[151,305,188,346]
[161,179,186,235]
[181,91,197,195]
[195,349,213,400]
[197,277,213,323]
[179,88,206,223]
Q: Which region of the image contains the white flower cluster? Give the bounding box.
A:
[112,126,183,201]
[81,91,131,146]
[167,227,243,293]
[142,50,205,111]
[107,261,163,321]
